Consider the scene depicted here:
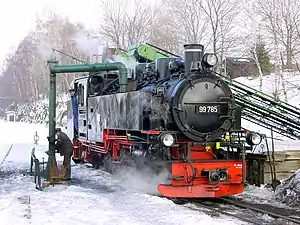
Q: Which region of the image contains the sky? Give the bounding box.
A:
[0,0,103,66]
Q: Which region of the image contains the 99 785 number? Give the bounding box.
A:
[196,105,220,114]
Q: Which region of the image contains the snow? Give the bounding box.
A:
[0,120,246,225]
[275,169,300,207]
[234,184,281,205]
[0,119,49,171]
[231,72,300,207]
[233,174,300,213]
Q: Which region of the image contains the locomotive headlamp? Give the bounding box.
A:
[246,132,262,146]
[219,170,228,182]
[160,133,175,147]
[202,53,218,67]
[209,171,220,182]
[208,170,228,182]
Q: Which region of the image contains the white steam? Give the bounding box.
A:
[37,39,56,61]
[114,166,170,195]
[112,55,138,70]
[72,32,104,58]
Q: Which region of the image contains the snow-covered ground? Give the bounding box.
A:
[0,120,249,225]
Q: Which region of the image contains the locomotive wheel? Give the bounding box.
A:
[170,198,186,205]
[91,154,104,169]
[103,154,117,174]
[72,157,83,164]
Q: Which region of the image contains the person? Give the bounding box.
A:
[54,128,74,181]
[69,88,78,137]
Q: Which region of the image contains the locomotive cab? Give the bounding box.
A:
[88,72,120,96]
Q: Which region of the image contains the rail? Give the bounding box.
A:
[171,197,300,224]
[221,197,300,224]
[29,147,47,190]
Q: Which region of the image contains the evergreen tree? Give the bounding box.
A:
[250,38,272,75]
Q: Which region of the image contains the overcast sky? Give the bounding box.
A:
[0,0,105,66]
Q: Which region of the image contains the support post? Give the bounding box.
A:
[44,57,59,182]
[242,145,246,184]
[30,154,33,175]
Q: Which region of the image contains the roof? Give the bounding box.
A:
[6,111,16,114]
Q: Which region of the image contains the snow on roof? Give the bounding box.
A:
[5,110,15,114]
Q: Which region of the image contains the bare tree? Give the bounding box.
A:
[252,43,265,91]
[162,0,209,45]
[0,11,90,102]
[147,9,181,54]
[255,0,300,69]
[240,2,265,91]
[36,13,90,93]
[252,0,299,101]
[195,0,240,70]
[99,0,155,49]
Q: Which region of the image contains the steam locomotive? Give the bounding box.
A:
[67,44,263,198]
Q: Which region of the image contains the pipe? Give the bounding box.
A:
[49,62,128,93]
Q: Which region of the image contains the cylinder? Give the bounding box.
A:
[184,44,204,73]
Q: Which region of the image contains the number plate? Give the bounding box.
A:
[195,104,220,114]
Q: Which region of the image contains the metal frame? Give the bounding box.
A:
[29,147,47,190]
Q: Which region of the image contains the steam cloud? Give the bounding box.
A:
[114,165,170,195]
[72,32,104,58]
[37,30,106,62]
[112,55,138,70]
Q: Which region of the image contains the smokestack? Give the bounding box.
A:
[184,44,204,73]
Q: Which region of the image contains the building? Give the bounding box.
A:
[224,57,260,79]
[6,111,16,122]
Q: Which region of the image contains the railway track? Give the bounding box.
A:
[171,197,300,225]
[221,197,300,224]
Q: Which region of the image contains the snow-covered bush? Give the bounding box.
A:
[5,94,69,126]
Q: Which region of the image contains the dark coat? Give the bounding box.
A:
[55,132,73,156]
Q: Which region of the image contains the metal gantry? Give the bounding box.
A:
[222,76,300,139]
